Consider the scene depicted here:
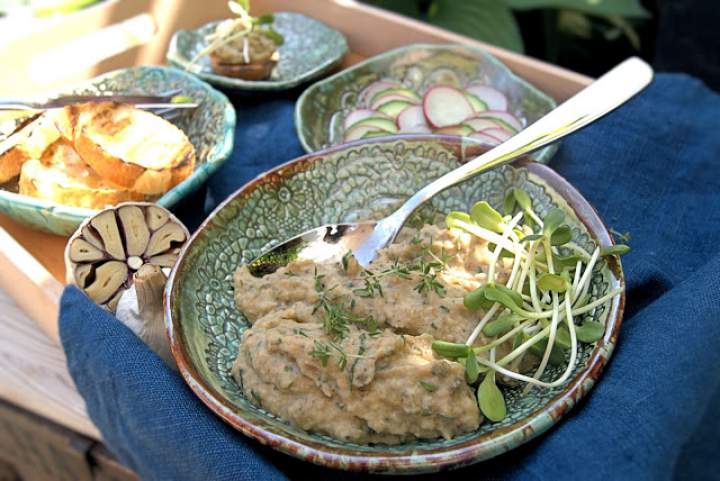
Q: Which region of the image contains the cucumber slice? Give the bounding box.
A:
[423,86,474,128]
[350,116,398,133]
[377,100,414,118]
[434,125,474,136]
[358,80,401,107]
[360,131,391,139]
[465,93,487,113]
[370,93,419,110]
[344,109,388,130]
[465,84,508,111]
[370,87,421,105]
[464,118,498,132]
[472,111,523,132]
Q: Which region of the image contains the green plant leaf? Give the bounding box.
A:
[600,244,631,256]
[432,340,470,358]
[487,242,515,258]
[419,380,438,392]
[528,338,567,365]
[478,372,506,421]
[521,233,544,242]
[512,188,533,212]
[427,0,524,52]
[503,190,516,215]
[550,225,572,245]
[555,325,571,349]
[483,312,522,337]
[483,285,523,314]
[505,0,650,19]
[470,201,504,233]
[263,27,284,45]
[553,253,583,271]
[537,273,568,292]
[464,286,495,311]
[465,353,480,383]
[446,211,472,230]
[575,321,605,343]
[542,208,565,235]
[253,13,275,24]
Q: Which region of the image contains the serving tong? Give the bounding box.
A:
[0,89,199,121]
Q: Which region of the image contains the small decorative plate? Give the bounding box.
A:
[0,66,235,236]
[295,44,558,162]
[167,13,348,91]
[166,136,625,474]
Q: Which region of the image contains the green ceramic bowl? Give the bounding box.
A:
[296,44,558,163]
[166,136,624,473]
[0,66,235,236]
[167,13,348,91]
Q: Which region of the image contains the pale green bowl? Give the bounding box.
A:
[296,44,558,163]
[0,66,236,235]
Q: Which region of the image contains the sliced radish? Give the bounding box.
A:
[370,93,419,110]
[378,100,414,118]
[397,105,428,130]
[465,84,508,111]
[472,111,523,132]
[344,124,384,142]
[464,93,487,113]
[434,124,473,136]
[469,132,501,145]
[463,117,498,132]
[350,116,398,133]
[480,127,512,142]
[358,80,402,107]
[344,109,387,130]
[423,86,474,128]
[401,125,432,134]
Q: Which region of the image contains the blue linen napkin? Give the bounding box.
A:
[60,73,720,481]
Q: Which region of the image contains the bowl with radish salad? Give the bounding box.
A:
[295,44,558,163]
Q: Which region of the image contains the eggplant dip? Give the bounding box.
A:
[231,195,626,445]
[232,224,511,443]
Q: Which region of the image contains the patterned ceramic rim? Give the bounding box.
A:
[0,66,236,234]
[295,43,558,163]
[166,12,349,91]
[165,135,625,473]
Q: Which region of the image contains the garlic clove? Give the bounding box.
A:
[146,222,187,257]
[146,205,170,231]
[90,210,126,260]
[84,260,128,304]
[118,205,150,256]
[69,238,106,262]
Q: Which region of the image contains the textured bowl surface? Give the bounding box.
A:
[0,66,235,235]
[296,44,557,162]
[166,135,624,474]
[167,12,348,91]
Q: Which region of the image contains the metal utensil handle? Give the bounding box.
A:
[391,57,654,224]
[0,100,37,111]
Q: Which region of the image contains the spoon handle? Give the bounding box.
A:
[390,57,653,225]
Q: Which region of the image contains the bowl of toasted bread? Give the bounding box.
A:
[0,66,235,235]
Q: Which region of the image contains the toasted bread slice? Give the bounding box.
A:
[69,102,195,195]
[19,139,143,209]
[0,113,57,183]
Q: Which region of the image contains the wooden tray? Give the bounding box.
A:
[0,0,590,438]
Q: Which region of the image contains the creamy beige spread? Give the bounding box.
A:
[232,225,510,444]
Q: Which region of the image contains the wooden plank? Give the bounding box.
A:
[0,399,94,481]
[0,287,99,440]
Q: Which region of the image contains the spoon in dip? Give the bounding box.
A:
[248,57,653,276]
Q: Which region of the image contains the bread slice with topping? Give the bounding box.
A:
[19,139,142,209]
[68,102,196,195]
[0,113,58,183]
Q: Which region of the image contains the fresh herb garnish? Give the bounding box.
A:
[419,380,438,392]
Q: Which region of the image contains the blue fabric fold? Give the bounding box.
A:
[59,73,720,481]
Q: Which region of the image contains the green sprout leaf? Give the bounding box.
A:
[463,286,494,311]
[503,190,516,215]
[487,242,515,258]
[253,13,274,24]
[550,225,572,246]
[229,0,249,15]
[482,285,524,313]
[521,233,544,242]
[465,353,480,383]
[483,312,522,337]
[553,253,583,271]
[600,244,631,257]
[478,371,506,422]
[528,338,567,366]
[537,273,568,293]
[575,321,605,343]
[419,380,438,392]
[470,201,504,233]
[542,208,565,235]
[432,340,470,358]
[446,211,472,230]
[170,94,195,104]
[512,188,533,212]
[262,27,284,45]
[555,325,572,349]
